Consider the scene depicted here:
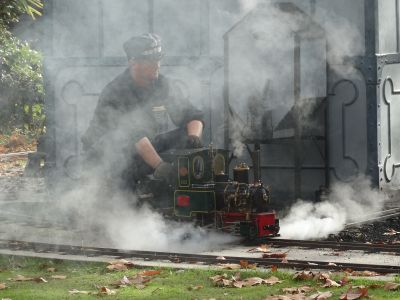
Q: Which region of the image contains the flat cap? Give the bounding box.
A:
[123,33,164,60]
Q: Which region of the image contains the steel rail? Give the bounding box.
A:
[0,239,399,274]
[264,238,400,253]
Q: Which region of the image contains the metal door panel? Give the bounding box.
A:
[153,0,203,57]
[53,66,124,168]
[52,0,100,58]
[328,67,368,181]
[102,0,150,57]
[379,63,400,189]
[377,0,397,54]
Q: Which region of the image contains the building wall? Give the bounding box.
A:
[43,0,390,202]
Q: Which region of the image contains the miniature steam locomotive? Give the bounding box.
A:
[137,146,280,240]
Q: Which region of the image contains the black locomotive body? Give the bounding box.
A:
[137,146,280,240]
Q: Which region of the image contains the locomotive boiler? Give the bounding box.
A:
[136,146,280,240]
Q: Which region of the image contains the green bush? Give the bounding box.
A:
[0,0,44,136]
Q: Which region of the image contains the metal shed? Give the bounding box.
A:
[41,0,400,205]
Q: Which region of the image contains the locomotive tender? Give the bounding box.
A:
[137,146,279,240]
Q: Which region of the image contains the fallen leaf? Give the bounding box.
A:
[107,259,135,271]
[0,283,7,290]
[309,291,333,300]
[283,286,313,294]
[231,272,241,281]
[239,260,257,269]
[113,275,131,288]
[262,252,288,259]
[188,285,203,291]
[106,263,128,271]
[233,281,245,288]
[222,279,232,286]
[218,263,242,270]
[243,277,264,287]
[271,265,278,272]
[69,289,91,295]
[293,271,315,280]
[265,295,308,300]
[327,262,337,266]
[248,244,270,253]
[339,286,368,300]
[338,276,349,286]
[47,268,56,273]
[130,274,151,284]
[33,277,47,283]
[99,286,116,295]
[384,282,400,291]
[51,275,66,280]
[383,228,400,236]
[264,276,283,285]
[210,275,225,283]
[323,278,341,288]
[140,270,162,276]
[346,270,380,277]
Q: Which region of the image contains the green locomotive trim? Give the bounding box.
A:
[173,189,216,217]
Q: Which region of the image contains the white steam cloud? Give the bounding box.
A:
[280,176,387,240]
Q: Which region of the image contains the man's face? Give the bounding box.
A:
[132,58,161,83]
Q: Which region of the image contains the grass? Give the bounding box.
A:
[0,255,399,299]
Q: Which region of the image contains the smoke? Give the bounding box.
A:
[279,176,387,240]
[2,1,375,252]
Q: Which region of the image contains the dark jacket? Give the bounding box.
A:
[81,69,204,159]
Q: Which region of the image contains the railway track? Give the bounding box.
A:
[0,239,399,274]
[264,238,400,254]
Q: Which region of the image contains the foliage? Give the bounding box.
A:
[0,0,44,135]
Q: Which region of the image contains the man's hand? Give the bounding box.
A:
[186,135,202,149]
[153,161,175,184]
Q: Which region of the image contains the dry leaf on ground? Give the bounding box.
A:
[293,271,315,280]
[51,275,67,280]
[218,263,242,270]
[139,270,162,276]
[0,283,7,289]
[384,282,400,291]
[239,260,257,269]
[345,270,380,277]
[99,286,116,295]
[106,263,128,271]
[106,259,135,271]
[248,244,270,253]
[339,286,369,300]
[383,229,400,236]
[322,278,341,288]
[210,274,282,288]
[265,294,308,300]
[47,268,56,273]
[69,289,91,295]
[188,285,203,291]
[264,276,283,285]
[282,286,313,294]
